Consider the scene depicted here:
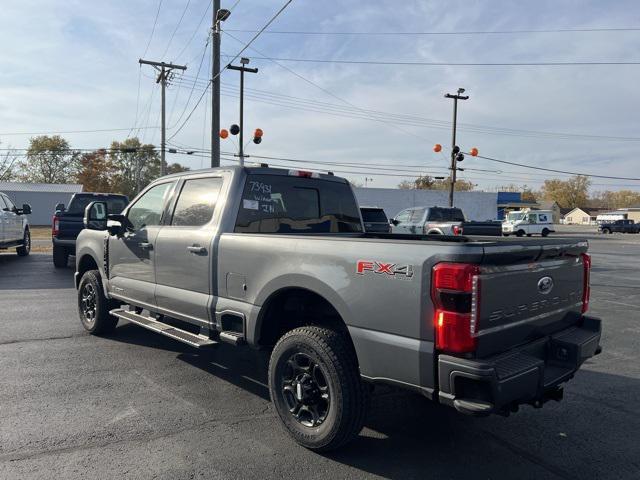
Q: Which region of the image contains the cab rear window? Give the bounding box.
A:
[361,209,388,223]
[235,174,362,234]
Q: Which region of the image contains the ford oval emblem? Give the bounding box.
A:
[537,276,554,295]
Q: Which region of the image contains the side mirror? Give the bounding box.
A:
[20,203,32,215]
[55,203,65,212]
[107,213,133,236]
[390,219,399,226]
[83,201,108,231]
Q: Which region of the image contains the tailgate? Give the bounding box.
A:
[58,215,84,240]
[474,240,588,358]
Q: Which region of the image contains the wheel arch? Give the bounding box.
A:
[254,285,359,364]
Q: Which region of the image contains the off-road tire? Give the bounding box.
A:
[53,245,69,268]
[269,326,370,452]
[541,228,550,237]
[78,270,119,335]
[16,229,30,256]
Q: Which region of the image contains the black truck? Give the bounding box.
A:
[52,193,128,267]
[599,219,640,234]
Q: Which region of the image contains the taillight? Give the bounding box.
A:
[581,253,591,313]
[52,215,59,237]
[452,225,463,236]
[431,263,480,354]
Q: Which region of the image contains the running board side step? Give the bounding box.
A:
[218,331,246,346]
[110,309,218,349]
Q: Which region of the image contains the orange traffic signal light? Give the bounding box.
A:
[254,128,264,138]
[470,147,479,157]
[220,129,229,139]
[433,143,442,153]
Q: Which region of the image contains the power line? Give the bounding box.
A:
[222,31,430,145]
[475,154,640,181]
[161,0,192,59]
[0,126,160,136]
[142,0,164,58]
[168,0,295,142]
[173,77,640,143]
[225,26,640,36]
[221,55,640,67]
[174,1,211,60]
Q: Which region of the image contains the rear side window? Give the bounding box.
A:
[171,177,223,227]
[409,208,426,223]
[361,209,388,223]
[235,175,362,234]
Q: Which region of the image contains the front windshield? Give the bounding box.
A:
[507,212,524,222]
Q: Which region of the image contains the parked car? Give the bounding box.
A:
[598,219,640,234]
[360,206,391,233]
[52,192,128,267]
[0,192,31,257]
[503,209,555,237]
[391,206,502,236]
[74,166,601,451]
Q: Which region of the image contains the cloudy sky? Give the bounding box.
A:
[1,0,639,191]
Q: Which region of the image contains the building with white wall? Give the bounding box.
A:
[0,182,83,225]
[353,187,498,221]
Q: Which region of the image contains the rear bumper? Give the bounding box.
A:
[52,237,76,252]
[437,316,602,416]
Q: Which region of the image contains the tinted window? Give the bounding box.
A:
[127,183,173,230]
[427,208,443,221]
[361,209,388,223]
[235,175,362,234]
[538,214,549,222]
[171,177,222,227]
[445,208,465,222]
[68,196,127,215]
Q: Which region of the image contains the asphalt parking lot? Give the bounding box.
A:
[1,230,639,479]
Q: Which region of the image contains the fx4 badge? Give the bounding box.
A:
[356,260,414,280]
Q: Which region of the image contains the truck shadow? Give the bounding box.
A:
[105,324,639,479]
[0,253,74,290]
[325,368,640,480]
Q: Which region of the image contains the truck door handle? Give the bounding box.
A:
[187,245,206,254]
[138,242,153,250]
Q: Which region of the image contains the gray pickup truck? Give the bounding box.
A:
[74,166,602,451]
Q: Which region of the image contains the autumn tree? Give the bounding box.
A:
[21,135,79,183]
[398,175,475,191]
[167,162,190,175]
[541,175,591,208]
[0,143,19,181]
[108,138,160,198]
[591,190,640,209]
[76,149,116,192]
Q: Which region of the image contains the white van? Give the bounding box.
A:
[503,209,555,237]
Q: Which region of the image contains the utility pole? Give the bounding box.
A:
[211,3,231,168]
[139,59,187,176]
[444,88,469,207]
[227,58,258,166]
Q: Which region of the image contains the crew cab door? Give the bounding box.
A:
[1,194,21,241]
[108,181,175,307]
[154,175,224,324]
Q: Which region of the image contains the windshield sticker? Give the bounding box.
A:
[356,260,414,280]
[243,199,259,210]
